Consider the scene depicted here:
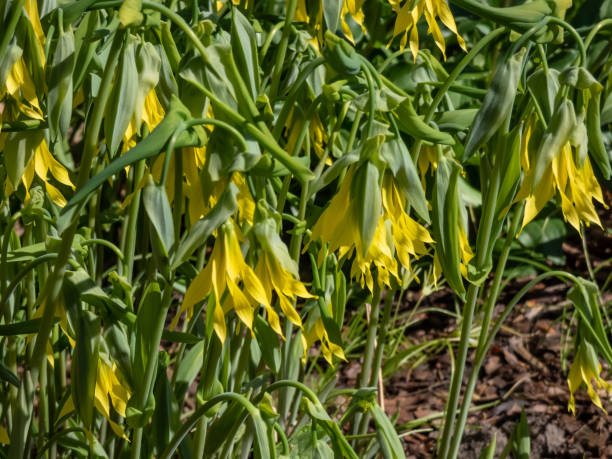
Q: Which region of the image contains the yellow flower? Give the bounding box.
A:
[432,224,473,286]
[515,119,606,233]
[0,131,75,206]
[58,356,132,439]
[303,316,346,365]
[253,219,314,334]
[2,58,44,120]
[417,144,438,184]
[568,340,612,415]
[172,220,270,342]
[388,0,466,61]
[94,358,132,439]
[309,167,432,292]
[0,426,8,445]
[121,89,165,154]
[382,174,433,273]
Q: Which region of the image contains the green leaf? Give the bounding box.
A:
[433,109,478,131]
[132,40,161,132]
[432,157,465,296]
[369,402,404,459]
[0,42,22,95]
[511,409,530,459]
[71,310,101,429]
[3,130,42,190]
[253,316,281,373]
[47,26,76,142]
[464,48,526,159]
[527,68,560,122]
[253,216,297,276]
[132,282,163,393]
[62,94,194,219]
[64,268,127,318]
[143,176,175,259]
[532,99,576,189]
[0,318,53,336]
[395,99,454,145]
[351,161,381,256]
[322,0,342,32]
[381,135,430,223]
[174,341,204,399]
[0,361,19,387]
[105,35,139,157]
[231,7,260,99]
[478,434,496,459]
[171,182,239,268]
[103,324,133,386]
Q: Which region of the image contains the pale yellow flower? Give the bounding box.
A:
[172,220,270,342]
[388,0,466,61]
[309,167,432,292]
[515,119,606,233]
[58,356,132,439]
[568,340,612,415]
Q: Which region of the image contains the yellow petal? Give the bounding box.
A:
[0,426,10,445]
[45,182,67,207]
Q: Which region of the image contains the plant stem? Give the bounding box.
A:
[351,285,381,440]
[269,0,298,100]
[122,158,146,283]
[446,204,523,459]
[7,30,124,459]
[412,28,505,162]
[437,154,501,458]
[130,284,174,459]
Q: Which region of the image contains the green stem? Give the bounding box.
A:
[438,155,502,458]
[412,27,505,162]
[584,18,612,50]
[269,0,298,100]
[0,119,47,132]
[81,239,124,261]
[351,286,381,440]
[446,204,523,459]
[160,393,263,459]
[361,63,376,141]
[7,30,123,459]
[0,0,25,66]
[547,17,587,66]
[130,284,174,459]
[122,159,146,283]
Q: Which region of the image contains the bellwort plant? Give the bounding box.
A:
[1,0,611,457]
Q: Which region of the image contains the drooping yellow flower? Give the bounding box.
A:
[94,358,132,439]
[58,356,132,439]
[309,167,432,292]
[432,224,473,288]
[303,314,347,365]
[388,0,466,61]
[417,144,439,184]
[253,219,314,334]
[382,174,433,273]
[568,340,612,415]
[515,119,606,233]
[172,220,270,342]
[0,426,8,445]
[121,89,165,153]
[2,58,44,120]
[0,131,75,206]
